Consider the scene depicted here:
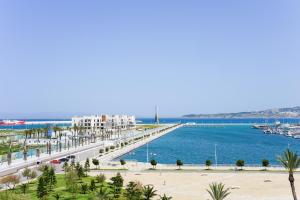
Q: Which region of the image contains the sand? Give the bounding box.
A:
[90,170,299,200]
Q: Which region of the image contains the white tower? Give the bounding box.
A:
[154,106,159,124]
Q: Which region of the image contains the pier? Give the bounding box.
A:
[184,123,258,126]
[99,124,182,162]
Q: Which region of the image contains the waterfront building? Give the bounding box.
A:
[72,115,136,131]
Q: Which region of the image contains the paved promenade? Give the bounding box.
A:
[0,124,181,177]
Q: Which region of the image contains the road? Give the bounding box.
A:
[0,124,181,177]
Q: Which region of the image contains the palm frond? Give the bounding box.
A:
[277,149,300,173]
[207,182,230,200]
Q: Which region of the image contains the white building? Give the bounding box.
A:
[72,115,136,131]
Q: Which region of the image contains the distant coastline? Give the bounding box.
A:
[183,106,300,119]
[182,116,300,119]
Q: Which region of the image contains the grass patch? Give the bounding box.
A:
[1,174,119,200]
[0,144,23,155]
[0,144,45,155]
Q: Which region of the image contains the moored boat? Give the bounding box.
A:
[0,120,25,126]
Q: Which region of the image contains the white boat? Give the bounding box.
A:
[185,122,196,126]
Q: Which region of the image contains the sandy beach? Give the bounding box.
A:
[90,170,299,200]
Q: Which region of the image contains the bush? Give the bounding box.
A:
[76,165,85,179]
[110,146,115,150]
[29,170,37,179]
[262,159,269,169]
[111,173,123,188]
[120,159,126,166]
[150,159,157,169]
[125,181,143,200]
[96,174,106,184]
[205,160,212,169]
[105,147,109,152]
[81,183,88,194]
[37,176,47,198]
[99,149,104,154]
[22,168,32,180]
[111,173,123,198]
[176,160,183,169]
[236,160,245,170]
[38,164,50,172]
[92,159,100,169]
[90,179,96,191]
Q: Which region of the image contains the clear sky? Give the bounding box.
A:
[0,0,300,118]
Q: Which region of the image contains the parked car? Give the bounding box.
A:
[59,158,69,162]
[50,160,61,164]
[67,155,76,159]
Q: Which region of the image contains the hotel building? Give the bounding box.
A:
[71,115,136,131]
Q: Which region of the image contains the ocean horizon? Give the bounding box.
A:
[1,117,300,130]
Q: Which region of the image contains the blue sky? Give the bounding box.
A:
[0,0,300,118]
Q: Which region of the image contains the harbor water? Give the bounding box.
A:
[120,124,300,165]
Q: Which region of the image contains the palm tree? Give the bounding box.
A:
[58,127,63,141]
[56,140,59,152]
[278,149,300,200]
[49,142,52,155]
[95,186,110,200]
[159,194,172,200]
[36,146,41,158]
[7,141,12,166]
[24,130,30,144]
[43,127,49,138]
[53,126,60,138]
[34,128,39,142]
[23,145,28,161]
[207,182,230,200]
[34,128,41,143]
[143,185,157,200]
[64,127,69,150]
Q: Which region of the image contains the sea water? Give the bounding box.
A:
[120,124,300,165]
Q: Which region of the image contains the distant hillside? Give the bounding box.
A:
[183,106,300,118]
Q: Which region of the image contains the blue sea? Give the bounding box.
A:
[119,118,300,165]
[2,118,300,165]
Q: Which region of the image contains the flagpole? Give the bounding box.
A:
[215,143,218,167]
[146,142,149,163]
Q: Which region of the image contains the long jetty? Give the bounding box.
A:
[98,124,182,163]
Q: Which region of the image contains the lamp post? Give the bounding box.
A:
[214,143,218,168]
[146,143,149,163]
